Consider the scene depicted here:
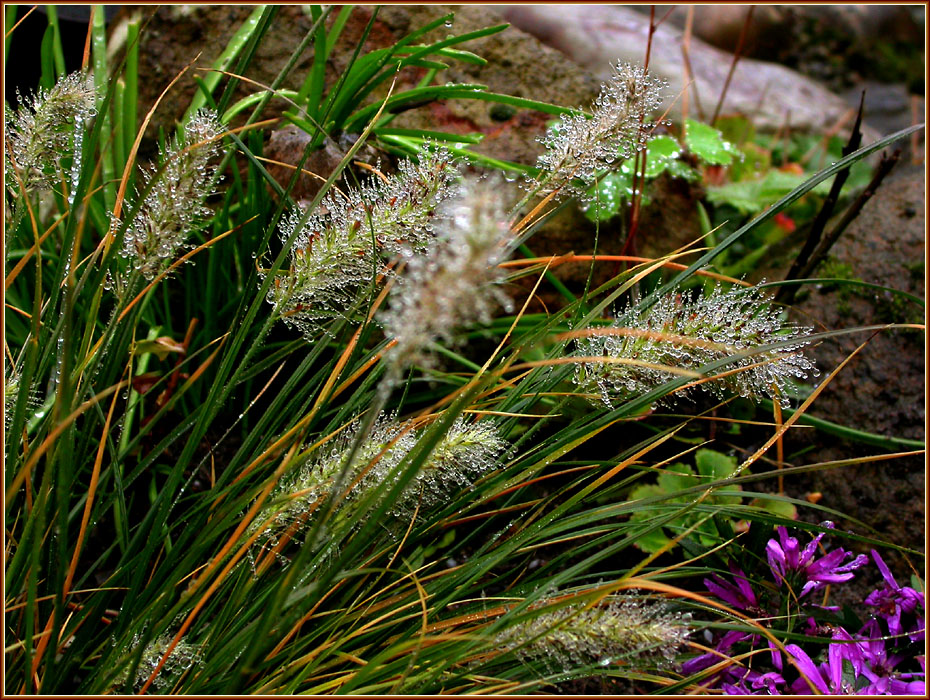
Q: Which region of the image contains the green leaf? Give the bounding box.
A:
[749,496,798,521]
[582,135,697,223]
[582,172,627,223]
[641,135,683,177]
[685,118,741,166]
[694,448,738,480]
[706,168,833,215]
[655,462,696,493]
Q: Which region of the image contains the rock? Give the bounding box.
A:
[627,5,925,61]
[498,5,882,141]
[790,165,925,443]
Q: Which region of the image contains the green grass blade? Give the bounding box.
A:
[43,5,66,79]
[760,398,925,451]
[91,5,116,212]
[180,5,268,127]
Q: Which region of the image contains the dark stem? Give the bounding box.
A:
[710,6,755,126]
[777,92,866,302]
[779,149,900,305]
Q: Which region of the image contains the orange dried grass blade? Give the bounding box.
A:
[738,334,875,474]
[5,6,37,39]
[4,212,67,290]
[81,6,93,70]
[511,186,562,235]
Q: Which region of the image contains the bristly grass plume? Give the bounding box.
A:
[265,146,460,336]
[380,173,514,373]
[4,71,97,195]
[496,595,690,672]
[251,414,507,551]
[573,284,817,408]
[118,109,223,281]
[529,62,666,200]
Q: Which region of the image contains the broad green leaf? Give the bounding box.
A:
[685,118,742,166]
[694,448,738,480]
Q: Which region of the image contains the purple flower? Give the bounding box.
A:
[864,550,925,642]
[705,565,761,612]
[766,524,868,598]
[848,620,925,695]
[787,640,859,694]
[724,670,786,695]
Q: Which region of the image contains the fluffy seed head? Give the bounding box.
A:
[5,71,97,193]
[529,63,666,200]
[573,284,817,408]
[251,414,507,549]
[265,146,460,336]
[497,594,691,672]
[380,174,514,371]
[118,109,223,280]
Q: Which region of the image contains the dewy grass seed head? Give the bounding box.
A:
[118,109,223,281]
[574,284,817,408]
[529,63,666,200]
[265,146,460,336]
[497,595,691,672]
[5,71,97,194]
[381,173,515,372]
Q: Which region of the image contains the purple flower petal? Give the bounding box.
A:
[786,643,830,694]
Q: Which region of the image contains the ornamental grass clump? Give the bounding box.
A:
[265,146,460,335]
[117,109,223,281]
[4,7,922,695]
[573,284,817,408]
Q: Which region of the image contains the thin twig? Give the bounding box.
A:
[711,6,755,126]
[680,6,705,122]
[624,5,660,258]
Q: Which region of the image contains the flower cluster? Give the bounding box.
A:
[528,62,666,200]
[497,594,690,672]
[118,109,223,280]
[380,174,514,372]
[682,525,925,695]
[251,414,507,549]
[573,284,817,409]
[5,71,97,194]
[265,147,460,336]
